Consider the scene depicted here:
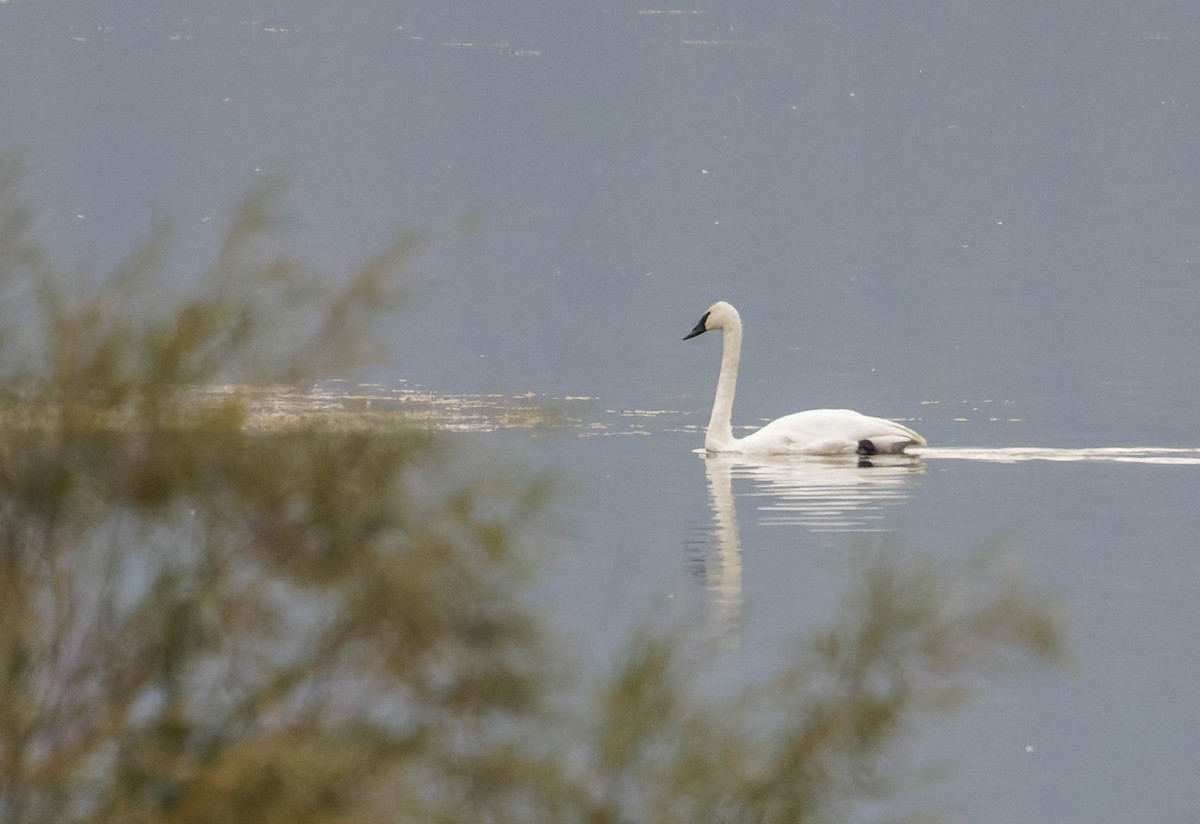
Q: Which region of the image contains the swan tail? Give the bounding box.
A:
[869,421,927,454]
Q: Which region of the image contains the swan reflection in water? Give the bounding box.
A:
[696,451,925,635]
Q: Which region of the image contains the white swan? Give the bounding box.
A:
[684,301,927,456]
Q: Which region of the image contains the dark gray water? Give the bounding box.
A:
[535,420,1200,824]
[5,3,1200,820]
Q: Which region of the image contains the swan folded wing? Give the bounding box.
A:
[741,409,924,455]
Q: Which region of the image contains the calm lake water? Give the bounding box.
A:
[535,417,1200,824]
[239,380,1200,823]
[6,2,1200,821]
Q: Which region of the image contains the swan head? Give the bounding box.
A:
[683,300,740,340]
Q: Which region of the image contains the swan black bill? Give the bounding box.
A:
[683,312,710,341]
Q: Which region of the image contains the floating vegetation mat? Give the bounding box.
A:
[185,381,714,437]
[0,380,707,436]
[186,381,588,433]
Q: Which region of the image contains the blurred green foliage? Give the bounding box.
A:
[0,155,1062,824]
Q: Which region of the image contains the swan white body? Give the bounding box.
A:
[684,301,926,456]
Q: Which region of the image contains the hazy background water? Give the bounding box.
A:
[4,2,1200,821]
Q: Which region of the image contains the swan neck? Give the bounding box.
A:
[706,316,741,451]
